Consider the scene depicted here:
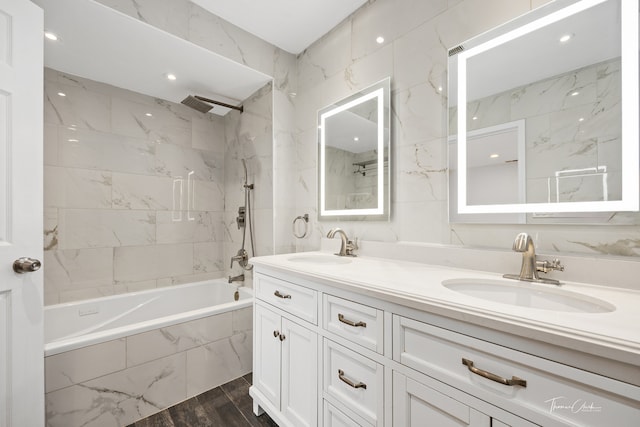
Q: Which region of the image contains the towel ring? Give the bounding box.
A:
[292,214,309,239]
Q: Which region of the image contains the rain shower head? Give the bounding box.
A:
[180,95,244,114]
[181,95,212,113]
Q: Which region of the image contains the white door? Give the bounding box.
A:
[281,317,317,427]
[0,1,44,426]
[254,303,282,409]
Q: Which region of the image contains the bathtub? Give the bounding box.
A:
[44,279,254,427]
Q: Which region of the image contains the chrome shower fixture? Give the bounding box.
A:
[181,95,244,113]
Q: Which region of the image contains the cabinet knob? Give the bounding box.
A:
[279,334,286,341]
[273,330,280,338]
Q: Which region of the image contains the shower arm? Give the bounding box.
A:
[194,95,244,113]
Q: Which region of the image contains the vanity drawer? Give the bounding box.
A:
[324,339,384,426]
[393,315,640,427]
[324,400,373,427]
[323,294,383,353]
[255,274,318,324]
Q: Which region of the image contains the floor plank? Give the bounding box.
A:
[126,374,277,427]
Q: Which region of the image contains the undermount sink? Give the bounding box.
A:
[287,254,352,265]
[442,279,615,313]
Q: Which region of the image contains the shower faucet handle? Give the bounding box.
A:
[236,206,246,229]
[230,249,249,268]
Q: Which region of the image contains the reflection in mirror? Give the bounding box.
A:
[448,0,638,221]
[319,78,390,220]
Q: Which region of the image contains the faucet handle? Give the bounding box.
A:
[536,258,564,274]
[345,237,358,256]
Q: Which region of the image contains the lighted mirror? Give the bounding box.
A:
[448,0,638,221]
[318,77,390,220]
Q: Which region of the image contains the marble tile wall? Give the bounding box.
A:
[292,0,640,258]
[223,82,274,285]
[43,68,229,304]
[44,308,252,427]
[94,0,298,257]
[44,69,276,304]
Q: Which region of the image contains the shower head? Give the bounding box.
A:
[241,159,248,186]
[180,95,244,114]
[181,95,213,113]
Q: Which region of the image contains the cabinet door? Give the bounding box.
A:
[393,372,490,427]
[281,317,318,427]
[254,304,282,409]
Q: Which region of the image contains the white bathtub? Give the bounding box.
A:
[44,278,254,427]
[44,279,253,356]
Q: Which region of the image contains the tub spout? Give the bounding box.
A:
[228,274,245,284]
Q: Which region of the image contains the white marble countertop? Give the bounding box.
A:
[250,251,640,369]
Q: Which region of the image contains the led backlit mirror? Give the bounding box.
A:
[318,77,390,220]
[448,0,638,220]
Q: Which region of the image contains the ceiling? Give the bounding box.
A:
[33,0,366,115]
[191,0,367,54]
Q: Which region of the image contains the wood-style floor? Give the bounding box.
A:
[126,373,278,427]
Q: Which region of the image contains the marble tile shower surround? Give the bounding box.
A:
[223,82,275,286]
[43,69,273,305]
[44,307,252,427]
[292,0,640,259]
[94,0,297,255]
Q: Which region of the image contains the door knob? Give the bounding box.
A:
[13,257,41,274]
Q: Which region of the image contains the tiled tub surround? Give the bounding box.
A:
[44,68,274,304]
[44,279,253,427]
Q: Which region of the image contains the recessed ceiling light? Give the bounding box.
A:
[166,73,177,81]
[438,86,443,92]
[44,32,58,41]
[376,36,385,44]
[571,91,579,96]
[489,153,500,159]
[472,116,478,121]
[57,92,66,97]
[578,117,585,122]
[354,137,359,142]
[145,113,153,117]
[559,34,572,43]
[67,139,79,142]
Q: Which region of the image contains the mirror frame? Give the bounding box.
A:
[318,77,391,220]
[452,0,638,214]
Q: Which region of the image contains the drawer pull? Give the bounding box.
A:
[338,369,367,389]
[462,358,527,388]
[338,313,366,328]
[274,290,292,299]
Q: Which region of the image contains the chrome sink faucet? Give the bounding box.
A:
[504,232,564,285]
[327,228,358,257]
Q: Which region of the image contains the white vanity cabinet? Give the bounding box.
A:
[250,267,640,427]
[251,275,319,427]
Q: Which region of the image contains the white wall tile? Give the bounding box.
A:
[114,243,194,282]
[44,166,112,209]
[45,339,126,393]
[59,209,156,249]
[185,331,252,397]
[126,313,233,367]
